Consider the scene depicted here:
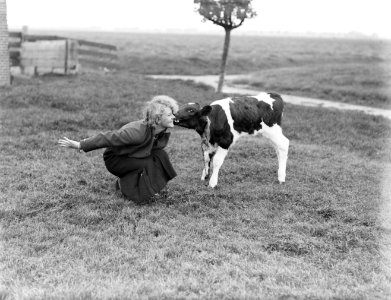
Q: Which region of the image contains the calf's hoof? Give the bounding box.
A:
[208,179,218,188]
[201,174,210,181]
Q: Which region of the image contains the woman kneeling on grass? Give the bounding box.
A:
[58,95,178,204]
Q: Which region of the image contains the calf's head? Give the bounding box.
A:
[174,103,212,129]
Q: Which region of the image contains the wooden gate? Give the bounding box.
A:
[8,32,118,75]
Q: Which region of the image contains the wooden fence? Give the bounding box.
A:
[8,32,118,75]
[76,39,118,71]
[8,31,22,67]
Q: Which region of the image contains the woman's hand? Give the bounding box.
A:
[58,137,81,150]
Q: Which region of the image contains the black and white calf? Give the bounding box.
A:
[174,92,289,188]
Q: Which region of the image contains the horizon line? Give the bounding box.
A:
[8,26,386,40]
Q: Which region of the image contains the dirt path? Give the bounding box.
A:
[148,74,391,120]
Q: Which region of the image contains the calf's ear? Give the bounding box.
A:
[200,105,212,116]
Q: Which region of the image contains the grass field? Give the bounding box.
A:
[1,32,391,299]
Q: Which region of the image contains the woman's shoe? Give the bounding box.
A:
[115,179,121,191]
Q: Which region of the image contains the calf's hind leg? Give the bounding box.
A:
[261,124,289,183]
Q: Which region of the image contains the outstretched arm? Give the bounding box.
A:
[58,137,81,150]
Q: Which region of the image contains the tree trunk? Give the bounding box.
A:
[217,27,231,93]
[0,0,10,87]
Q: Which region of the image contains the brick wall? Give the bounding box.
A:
[0,0,11,86]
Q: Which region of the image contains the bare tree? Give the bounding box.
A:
[194,0,256,92]
[0,0,10,87]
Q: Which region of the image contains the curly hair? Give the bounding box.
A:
[143,95,179,126]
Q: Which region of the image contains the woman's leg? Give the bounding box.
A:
[103,149,177,202]
[103,150,153,178]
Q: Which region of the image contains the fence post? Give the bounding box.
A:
[64,39,69,74]
[21,25,28,42]
[0,0,11,86]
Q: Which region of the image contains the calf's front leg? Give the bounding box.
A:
[201,150,211,181]
[208,147,228,188]
[200,142,212,181]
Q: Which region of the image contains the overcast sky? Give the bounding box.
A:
[6,0,391,38]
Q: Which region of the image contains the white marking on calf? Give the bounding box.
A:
[211,98,248,144]
[254,92,275,108]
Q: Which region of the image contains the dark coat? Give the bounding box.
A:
[80,120,170,157]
